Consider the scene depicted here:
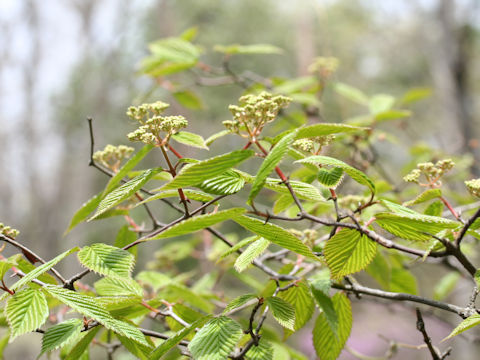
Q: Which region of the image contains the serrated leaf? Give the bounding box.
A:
[381,199,418,215]
[297,156,375,193]
[313,293,352,360]
[64,326,100,360]
[147,208,246,241]
[444,315,480,341]
[104,145,154,195]
[64,192,102,234]
[279,280,315,335]
[173,91,204,110]
[14,258,57,285]
[78,243,135,278]
[274,123,367,144]
[403,189,442,206]
[188,316,242,360]
[234,238,270,272]
[161,150,254,191]
[172,131,208,149]
[205,130,232,146]
[266,297,295,330]
[324,229,377,279]
[150,316,211,360]
[223,294,257,314]
[214,44,283,55]
[117,333,151,360]
[5,289,48,341]
[90,168,161,220]
[199,170,246,195]
[40,319,83,355]
[233,215,317,259]
[139,189,215,207]
[273,194,294,214]
[0,254,21,279]
[264,179,325,201]
[334,82,369,105]
[249,131,297,204]
[96,296,142,311]
[375,212,460,241]
[219,236,259,260]
[0,247,79,301]
[317,167,344,188]
[309,270,337,334]
[94,276,143,297]
[246,338,273,360]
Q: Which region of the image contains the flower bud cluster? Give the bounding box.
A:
[126,101,170,124]
[0,223,19,238]
[293,135,335,154]
[338,195,366,209]
[403,159,454,185]
[465,179,480,198]
[226,92,291,136]
[93,145,134,171]
[308,57,339,77]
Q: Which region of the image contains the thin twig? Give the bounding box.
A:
[416,308,441,360]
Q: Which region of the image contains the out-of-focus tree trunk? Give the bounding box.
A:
[294,4,316,76]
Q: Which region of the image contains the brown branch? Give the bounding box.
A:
[455,206,480,247]
[416,308,442,360]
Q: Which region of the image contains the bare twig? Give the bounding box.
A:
[416,308,441,360]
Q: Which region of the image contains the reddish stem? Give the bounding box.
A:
[168,144,183,159]
[440,196,460,221]
[329,188,337,200]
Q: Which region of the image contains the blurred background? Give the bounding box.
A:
[1,0,480,358]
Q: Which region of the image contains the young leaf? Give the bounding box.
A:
[64,327,101,360]
[273,194,294,214]
[313,293,352,360]
[264,179,325,201]
[138,189,215,206]
[266,297,295,330]
[245,338,273,360]
[279,281,315,334]
[219,236,259,260]
[5,289,48,341]
[77,243,135,278]
[296,156,375,194]
[390,268,418,295]
[434,272,460,301]
[274,123,367,144]
[223,294,257,314]
[317,167,344,188]
[249,131,297,203]
[0,247,79,301]
[40,318,83,355]
[147,208,246,241]
[214,44,283,55]
[0,254,21,279]
[104,145,154,195]
[173,91,204,110]
[233,215,317,259]
[334,82,369,105]
[188,316,242,360]
[375,212,460,241]
[161,149,254,190]
[444,315,480,341]
[324,229,377,279]
[172,131,208,149]
[64,193,102,235]
[234,238,270,272]
[149,316,211,360]
[403,189,442,206]
[199,170,246,195]
[114,225,137,256]
[205,129,232,146]
[117,333,151,360]
[94,276,144,297]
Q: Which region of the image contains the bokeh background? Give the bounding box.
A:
[1,0,480,358]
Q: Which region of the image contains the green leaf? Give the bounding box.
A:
[0,332,9,359]
[313,293,352,360]
[375,212,460,241]
[104,145,154,195]
[173,91,204,110]
[366,252,390,289]
[96,296,142,311]
[214,44,283,55]
[0,254,21,279]
[161,150,254,190]
[188,316,242,360]
[5,289,48,341]
[234,238,270,272]
[400,87,432,105]
[40,319,83,355]
[403,189,442,206]
[64,193,102,235]
[150,316,211,360]
[317,167,344,188]
[78,243,135,278]
[375,109,411,122]
[199,170,246,195]
[273,76,317,94]
[162,283,213,313]
[434,272,460,301]
[309,270,337,334]
[444,315,480,341]
[296,156,375,193]
[64,327,100,360]
[114,225,137,256]
[205,130,232,146]
[44,285,148,346]
[233,215,317,260]
[263,179,325,202]
[139,189,215,206]
[223,294,257,314]
[266,297,295,330]
[246,339,273,360]
[424,200,444,216]
[279,280,315,334]
[147,208,246,241]
[334,83,369,105]
[249,131,297,204]
[274,123,367,144]
[381,199,418,215]
[219,236,259,260]
[273,194,294,214]
[172,131,208,149]
[89,168,161,220]
[136,271,171,292]
[324,229,377,279]
[390,268,418,295]
[117,333,151,360]
[0,247,79,301]
[94,276,143,297]
[368,94,395,114]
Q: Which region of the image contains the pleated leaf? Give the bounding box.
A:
[0,247,79,301]
[94,276,143,297]
[188,316,242,360]
[147,208,246,241]
[78,243,135,278]
[199,170,246,195]
[264,179,324,201]
[274,123,367,144]
[40,318,83,355]
[137,189,215,206]
[64,193,102,235]
[403,189,442,206]
[0,254,21,279]
[313,293,352,360]
[117,334,151,360]
[249,131,297,204]
[233,215,318,260]
[375,212,460,241]
[317,167,344,188]
[245,338,273,360]
[44,285,148,346]
[219,236,259,260]
[234,238,270,272]
[279,280,315,335]
[296,156,375,193]
[5,289,48,341]
[324,229,377,279]
[161,149,254,190]
[444,315,480,341]
[266,297,295,330]
[64,327,100,360]
[172,131,208,149]
[223,294,257,314]
[150,316,211,360]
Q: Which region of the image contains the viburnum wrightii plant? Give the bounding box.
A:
[1,32,480,360]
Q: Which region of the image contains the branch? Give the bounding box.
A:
[416,308,441,360]
[455,206,480,247]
